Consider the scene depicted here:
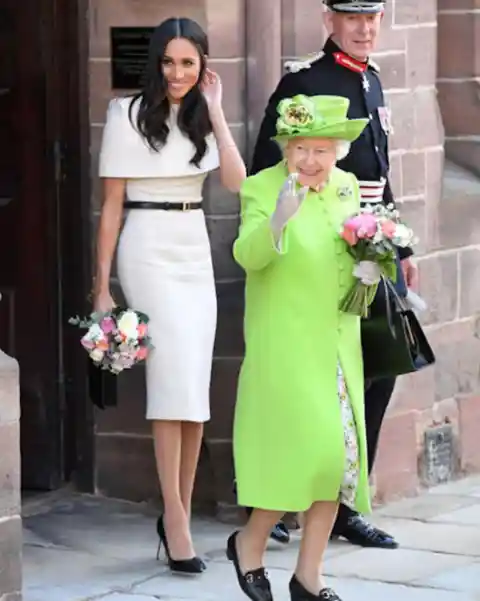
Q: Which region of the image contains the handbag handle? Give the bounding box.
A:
[383,276,409,311]
[376,276,409,340]
[378,277,396,339]
[382,277,417,348]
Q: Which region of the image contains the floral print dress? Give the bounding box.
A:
[337,363,360,508]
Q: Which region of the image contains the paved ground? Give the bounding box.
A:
[22,475,480,601]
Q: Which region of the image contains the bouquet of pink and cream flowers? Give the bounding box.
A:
[69,307,153,374]
[339,203,416,317]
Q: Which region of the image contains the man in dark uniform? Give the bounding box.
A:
[245,0,418,550]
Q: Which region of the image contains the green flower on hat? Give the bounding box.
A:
[276,96,317,136]
[272,94,369,143]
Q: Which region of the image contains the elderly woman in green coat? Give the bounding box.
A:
[227,95,371,601]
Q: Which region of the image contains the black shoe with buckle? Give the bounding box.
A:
[333,515,399,549]
[289,575,342,600]
[226,531,273,601]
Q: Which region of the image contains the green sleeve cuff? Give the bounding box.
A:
[234,216,289,271]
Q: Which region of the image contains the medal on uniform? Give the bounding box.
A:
[362,73,370,92]
[378,106,393,134]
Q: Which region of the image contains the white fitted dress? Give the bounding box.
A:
[99,97,220,422]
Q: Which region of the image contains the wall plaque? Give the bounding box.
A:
[422,424,456,486]
[110,27,154,90]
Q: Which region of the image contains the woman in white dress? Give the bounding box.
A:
[93,17,245,574]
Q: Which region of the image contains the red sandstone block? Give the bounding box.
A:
[401,152,426,197]
[416,399,460,449]
[457,394,480,471]
[417,254,459,326]
[388,153,402,198]
[426,319,476,347]
[390,369,436,414]
[439,0,480,10]
[375,24,406,54]
[281,0,325,57]
[459,248,480,318]
[445,140,480,179]
[205,0,245,58]
[395,199,427,255]
[406,27,437,88]
[394,0,437,25]
[424,149,444,252]
[438,82,480,137]
[89,0,205,59]
[414,89,444,149]
[387,92,415,152]
[374,410,420,503]
[438,14,478,79]
[373,52,407,90]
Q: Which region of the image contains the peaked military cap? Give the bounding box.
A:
[324,0,385,13]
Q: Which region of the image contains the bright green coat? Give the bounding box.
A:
[233,162,371,514]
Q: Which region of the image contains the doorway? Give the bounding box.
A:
[0,0,93,492]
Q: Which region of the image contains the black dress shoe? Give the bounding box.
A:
[156,515,206,574]
[289,575,342,600]
[270,521,290,544]
[226,531,273,601]
[332,515,398,549]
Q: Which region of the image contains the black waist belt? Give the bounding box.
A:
[124,200,202,211]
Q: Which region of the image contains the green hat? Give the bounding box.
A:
[272,94,368,143]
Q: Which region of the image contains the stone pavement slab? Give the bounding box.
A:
[23,545,160,601]
[205,536,354,571]
[133,563,293,600]
[322,547,471,584]
[101,596,159,601]
[131,570,473,601]
[21,476,480,601]
[427,476,480,497]
[374,493,479,521]
[413,563,480,594]
[329,579,470,601]
[429,504,480,526]
[362,517,480,556]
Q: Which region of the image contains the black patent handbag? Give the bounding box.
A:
[88,360,118,409]
[361,278,436,380]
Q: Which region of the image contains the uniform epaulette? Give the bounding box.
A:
[284,51,325,73]
[368,58,380,73]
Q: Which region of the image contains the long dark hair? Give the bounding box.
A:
[129,17,212,167]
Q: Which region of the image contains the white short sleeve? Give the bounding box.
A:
[99,98,135,178]
[98,97,220,179]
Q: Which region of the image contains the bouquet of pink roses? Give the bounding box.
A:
[339,203,416,317]
[69,307,153,374]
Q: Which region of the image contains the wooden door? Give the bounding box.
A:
[0,0,88,490]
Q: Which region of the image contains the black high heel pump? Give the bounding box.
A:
[156,515,206,574]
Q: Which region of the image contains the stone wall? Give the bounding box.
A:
[0,351,22,600]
